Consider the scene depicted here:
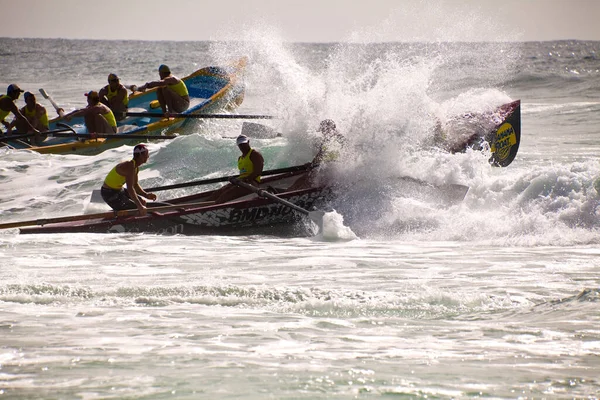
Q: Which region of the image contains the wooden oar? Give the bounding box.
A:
[146,164,315,192]
[398,176,470,203]
[51,122,176,140]
[39,88,65,118]
[0,200,216,230]
[125,112,275,120]
[0,127,76,143]
[231,178,325,230]
[49,132,178,140]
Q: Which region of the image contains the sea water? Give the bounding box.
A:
[1,35,600,398]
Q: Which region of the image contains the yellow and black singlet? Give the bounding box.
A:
[23,105,49,127]
[102,108,117,128]
[169,80,189,97]
[0,95,11,121]
[107,85,129,106]
[238,149,261,183]
[104,159,137,190]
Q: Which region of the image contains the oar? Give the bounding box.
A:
[0,200,216,230]
[146,164,315,192]
[0,127,76,143]
[398,176,470,203]
[88,164,316,204]
[52,122,177,140]
[125,112,275,120]
[230,178,325,230]
[49,132,178,140]
[39,88,65,118]
[56,122,76,133]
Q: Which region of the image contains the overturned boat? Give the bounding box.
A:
[436,99,521,167]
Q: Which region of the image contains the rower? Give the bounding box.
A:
[0,84,39,135]
[288,119,346,191]
[17,92,49,145]
[136,64,190,114]
[100,144,159,216]
[63,91,117,134]
[98,73,129,121]
[207,134,265,203]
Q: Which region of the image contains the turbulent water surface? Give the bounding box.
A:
[1,35,600,399]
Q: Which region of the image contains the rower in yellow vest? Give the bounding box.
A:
[207,134,265,204]
[136,64,190,114]
[101,144,158,215]
[63,91,117,134]
[99,73,129,121]
[17,92,49,145]
[0,84,39,135]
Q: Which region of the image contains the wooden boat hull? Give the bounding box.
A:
[20,171,332,236]
[10,58,247,155]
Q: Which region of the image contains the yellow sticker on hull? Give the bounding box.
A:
[491,122,517,162]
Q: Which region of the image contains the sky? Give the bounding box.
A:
[1,0,599,42]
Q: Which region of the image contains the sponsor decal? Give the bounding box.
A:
[180,190,329,227]
[232,202,304,224]
[491,122,517,162]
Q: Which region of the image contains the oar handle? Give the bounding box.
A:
[230,178,309,215]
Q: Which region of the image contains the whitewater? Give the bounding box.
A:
[1,34,600,398]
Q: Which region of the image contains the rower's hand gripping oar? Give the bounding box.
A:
[230,178,325,232]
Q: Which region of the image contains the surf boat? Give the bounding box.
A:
[6,57,247,155]
[435,99,521,167]
[18,167,332,236]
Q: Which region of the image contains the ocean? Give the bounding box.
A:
[1,38,600,399]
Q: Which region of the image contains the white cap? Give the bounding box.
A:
[236,135,249,145]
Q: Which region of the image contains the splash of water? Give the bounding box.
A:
[315,210,358,242]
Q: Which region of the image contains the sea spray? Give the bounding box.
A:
[315,210,358,242]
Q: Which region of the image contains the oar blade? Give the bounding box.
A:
[39,88,65,117]
[441,184,470,203]
[397,176,469,205]
[308,210,325,232]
